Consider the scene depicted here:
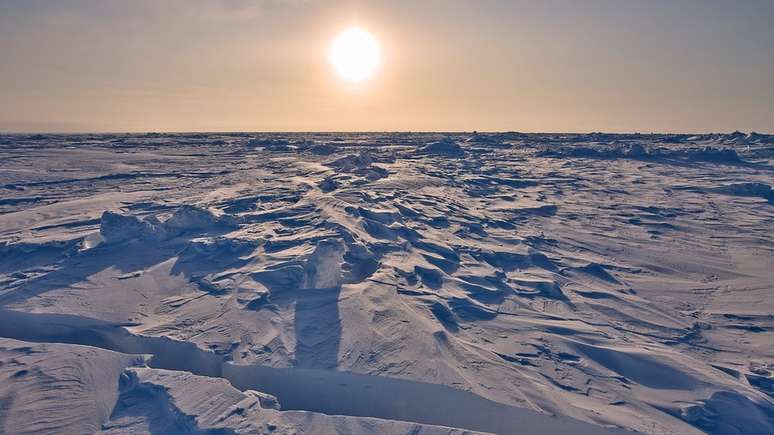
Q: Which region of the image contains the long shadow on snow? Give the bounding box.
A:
[254,278,342,371]
[0,309,631,435]
[0,228,238,307]
[294,286,342,370]
[0,240,181,307]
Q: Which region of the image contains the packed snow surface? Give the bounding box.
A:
[1,132,773,434]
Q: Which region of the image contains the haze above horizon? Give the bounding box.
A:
[1,0,773,133]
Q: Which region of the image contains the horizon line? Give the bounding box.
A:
[1,129,769,136]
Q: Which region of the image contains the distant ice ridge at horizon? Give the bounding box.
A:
[0,131,773,434]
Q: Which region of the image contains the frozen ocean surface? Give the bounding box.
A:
[0,132,773,434]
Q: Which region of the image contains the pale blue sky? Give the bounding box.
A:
[1,0,772,132]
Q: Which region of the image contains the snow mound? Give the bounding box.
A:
[327,151,373,171]
[325,151,389,181]
[99,211,163,243]
[99,205,236,244]
[164,205,234,234]
[420,137,465,157]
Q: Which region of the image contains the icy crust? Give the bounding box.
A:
[0,338,487,435]
[1,132,774,434]
[0,338,144,434]
[109,367,488,435]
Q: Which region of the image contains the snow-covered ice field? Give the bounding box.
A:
[0,132,773,434]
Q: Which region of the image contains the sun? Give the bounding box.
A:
[329,27,380,82]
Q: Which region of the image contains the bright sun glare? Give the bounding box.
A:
[329,27,380,82]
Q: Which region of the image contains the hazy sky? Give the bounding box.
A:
[1,0,773,133]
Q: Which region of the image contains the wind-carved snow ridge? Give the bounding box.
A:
[419,137,466,157]
[99,205,237,244]
[1,132,774,434]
